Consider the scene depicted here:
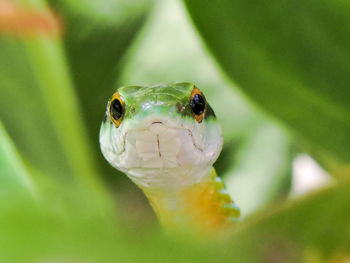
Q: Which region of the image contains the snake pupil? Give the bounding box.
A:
[111,99,123,120]
[190,94,205,116]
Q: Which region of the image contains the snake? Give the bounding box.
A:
[99,82,240,236]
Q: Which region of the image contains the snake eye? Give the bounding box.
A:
[109,91,125,127]
[190,87,206,123]
[111,99,123,119]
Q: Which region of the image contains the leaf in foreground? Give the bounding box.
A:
[183,0,350,163]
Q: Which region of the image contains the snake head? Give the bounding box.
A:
[99,83,223,191]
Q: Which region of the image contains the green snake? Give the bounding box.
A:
[100,82,240,236]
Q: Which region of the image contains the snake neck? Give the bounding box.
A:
[142,168,240,236]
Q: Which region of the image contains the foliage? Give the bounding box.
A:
[0,0,349,262]
[183,0,350,164]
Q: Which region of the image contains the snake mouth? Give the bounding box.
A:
[113,119,205,170]
[119,121,203,154]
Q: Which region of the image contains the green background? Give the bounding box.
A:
[0,0,349,262]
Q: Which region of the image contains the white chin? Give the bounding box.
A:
[121,122,203,170]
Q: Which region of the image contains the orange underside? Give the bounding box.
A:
[144,169,240,237]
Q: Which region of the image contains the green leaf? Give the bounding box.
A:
[183,0,350,162]
[0,0,111,209]
[0,122,36,201]
[222,123,292,216]
[0,174,348,262]
[0,37,72,180]
[224,182,350,262]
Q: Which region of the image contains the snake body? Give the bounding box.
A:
[100,83,240,235]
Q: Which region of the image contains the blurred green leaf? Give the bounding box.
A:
[0,37,71,179]
[225,182,350,262]
[223,123,292,216]
[0,122,36,202]
[183,0,350,162]
[0,173,348,262]
[0,0,111,209]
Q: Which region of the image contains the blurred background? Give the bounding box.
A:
[0,0,349,262]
